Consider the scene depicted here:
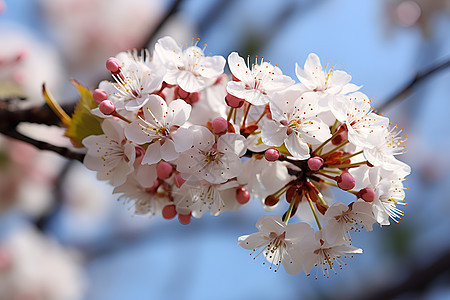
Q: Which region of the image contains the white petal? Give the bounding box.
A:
[198,55,226,78]
[136,164,157,188]
[256,215,285,234]
[125,95,150,111]
[263,74,295,91]
[227,52,250,81]
[167,99,191,127]
[143,95,168,124]
[161,139,179,161]
[142,142,162,165]
[124,120,153,144]
[261,121,287,147]
[191,125,215,151]
[177,70,207,93]
[227,81,268,106]
[285,133,310,160]
[171,127,194,152]
[217,133,247,156]
[154,36,182,65]
[238,233,269,250]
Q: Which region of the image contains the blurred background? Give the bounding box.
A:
[0,0,449,299]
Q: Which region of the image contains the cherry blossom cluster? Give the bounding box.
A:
[82,36,410,277]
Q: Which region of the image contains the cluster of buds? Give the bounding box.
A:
[81,36,410,276]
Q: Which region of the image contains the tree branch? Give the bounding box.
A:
[140,0,184,49]
[0,100,83,162]
[0,128,84,163]
[376,58,450,113]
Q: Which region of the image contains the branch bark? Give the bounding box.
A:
[0,101,83,162]
[376,58,450,113]
[140,0,184,49]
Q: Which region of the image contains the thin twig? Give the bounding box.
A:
[140,0,184,49]
[376,58,450,113]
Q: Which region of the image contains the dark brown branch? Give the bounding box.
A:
[0,128,84,163]
[140,0,184,49]
[0,100,83,162]
[376,58,450,113]
[0,102,75,129]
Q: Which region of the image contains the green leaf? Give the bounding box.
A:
[65,80,103,148]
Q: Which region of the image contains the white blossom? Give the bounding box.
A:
[330,92,389,149]
[124,95,193,165]
[175,126,246,184]
[299,230,362,278]
[83,119,136,187]
[173,179,240,218]
[227,52,294,106]
[296,53,360,95]
[100,50,165,111]
[324,201,376,243]
[262,90,331,159]
[238,215,313,275]
[154,36,225,92]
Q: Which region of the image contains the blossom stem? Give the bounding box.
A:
[328,161,368,169]
[316,172,337,181]
[313,177,338,188]
[241,103,252,127]
[227,107,234,122]
[330,119,339,134]
[320,140,349,158]
[341,150,363,161]
[306,181,328,209]
[305,192,322,230]
[321,168,341,174]
[311,129,342,156]
[283,196,296,224]
[273,184,290,199]
[254,110,266,125]
[111,111,132,124]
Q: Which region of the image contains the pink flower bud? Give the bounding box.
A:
[212,117,228,135]
[162,205,177,219]
[358,187,375,202]
[225,93,244,108]
[157,162,173,180]
[332,124,348,145]
[175,86,190,99]
[307,156,324,171]
[264,148,280,161]
[236,187,250,204]
[99,100,115,115]
[174,173,186,188]
[264,195,279,206]
[178,213,191,224]
[93,89,108,104]
[186,92,200,104]
[337,172,356,190]
[106,57,121,74]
